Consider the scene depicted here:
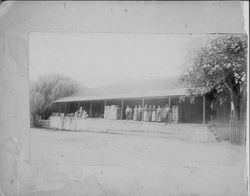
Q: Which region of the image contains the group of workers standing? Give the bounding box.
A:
[125,104,172,124]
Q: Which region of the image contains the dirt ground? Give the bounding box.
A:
[22,128,247,196]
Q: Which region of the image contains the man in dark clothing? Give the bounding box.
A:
[165,104,170,124]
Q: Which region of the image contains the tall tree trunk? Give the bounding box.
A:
[234,85,242,120]
[225,83,239,120]
[233,96,240,120]
[230,92,235,119]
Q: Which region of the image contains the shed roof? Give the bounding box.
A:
[54,76,188,103]
[54,88,188,102]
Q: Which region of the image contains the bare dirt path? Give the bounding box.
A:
[20,128,246,196]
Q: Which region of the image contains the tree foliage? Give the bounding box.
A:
[182,35,247,119]
[30,74,80,121]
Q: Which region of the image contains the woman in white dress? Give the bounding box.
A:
[152,105,156,122]
[157,106,162,122]
[125,106,130,120]
[137,105,142,121]
[143,105,148,121]
[133,106,138,121]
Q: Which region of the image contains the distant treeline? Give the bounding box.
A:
[30,74,80,125]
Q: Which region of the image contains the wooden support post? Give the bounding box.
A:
[203,95,206,125]
[142,98,145,107]
[121,99,124,120]
[78,102,80,110]
[104,100,107,119]
[64,103,66,114]
[59,103,62,113]
[67,102,70,114]
[61,103,63,114]
[89,101,92,118]
[64,103,67,114]
[51,103,54,113]
[58,103,61,113]
[169,97,171,107]
[56,103,59,113]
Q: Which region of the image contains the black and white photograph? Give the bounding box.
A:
[0,1,249,196]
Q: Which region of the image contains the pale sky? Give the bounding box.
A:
[29,32,208,87]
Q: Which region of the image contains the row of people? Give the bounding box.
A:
[125,104,172,123]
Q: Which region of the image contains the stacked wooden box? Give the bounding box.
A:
[104,105,121,120]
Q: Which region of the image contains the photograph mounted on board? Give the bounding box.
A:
[7,1,245,196]
[0,1,248,196]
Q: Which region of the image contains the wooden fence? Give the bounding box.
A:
[36,119,50,128]
[230,119,246,144]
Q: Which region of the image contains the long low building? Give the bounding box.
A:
[52,77,218,124]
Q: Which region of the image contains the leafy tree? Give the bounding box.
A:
[30,74,80,123]
[182,35,247,120]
